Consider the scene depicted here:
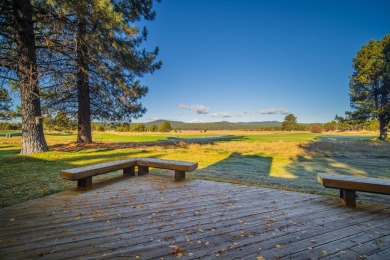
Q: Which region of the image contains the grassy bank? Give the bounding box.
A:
[1,131,389,208]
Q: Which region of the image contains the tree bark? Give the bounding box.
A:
[13,0,48,155]
[76,18,92,143]
[379,118,388,140]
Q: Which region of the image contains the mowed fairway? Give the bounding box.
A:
[1,131,389,208]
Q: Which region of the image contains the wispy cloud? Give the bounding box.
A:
[210,107,289,118]
[179,103,190,110]
[187,119,206,123]
[179,103,209,114]
[210,112,241,118]
[191,104,209,114]
[179,104,288,118]
[257,108,289,115]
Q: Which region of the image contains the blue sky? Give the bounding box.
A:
[135,0,389,124]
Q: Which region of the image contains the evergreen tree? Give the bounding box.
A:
[40,0,161,143]
[347,34,390,139]
[323,121,338,131]
[282,114,297,131]
[0,88,12,120]
[43,114,55,132]
[0,0,48,154]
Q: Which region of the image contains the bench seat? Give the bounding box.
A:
[60,158,137,181]
[317,173,390,208]
[136,158,198,172]
[60,158,198,189]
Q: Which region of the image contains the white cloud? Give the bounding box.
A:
[187,119,206,123]
[191,104,209,114]
[178,104,288,118]
[210,107,289,118]
[145,117,163,121]
[257,108,289,115]
[179,103,190,110]
[210,112,241,118]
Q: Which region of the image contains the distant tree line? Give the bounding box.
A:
[112,121,171,133]
[0,122,22,130]
[0,116,382,133]
[278,113,382,133]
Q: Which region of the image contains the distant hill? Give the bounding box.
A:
[143,120,282,131]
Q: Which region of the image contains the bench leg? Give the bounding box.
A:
[123,166,135,176]
[138,166,149,175]
[340,189,356,208]
[78,177,92,190]
[175,170,185,181]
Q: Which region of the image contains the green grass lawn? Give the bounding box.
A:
[1,130,388,208]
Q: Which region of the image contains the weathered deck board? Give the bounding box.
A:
[0,175,389,259]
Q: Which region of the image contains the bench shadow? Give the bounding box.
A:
[65,174,139,194]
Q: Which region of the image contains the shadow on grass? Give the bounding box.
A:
[0,148,164,208]
[184,152,274,185]
[166,135,246,143]
[290,135,390,178]
[285,135,390,204]
[46,132,75,136]
[0,148,20,157]
[186,152,326,195]
[49,135,245,152]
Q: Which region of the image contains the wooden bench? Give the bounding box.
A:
[60,158,198,189]
[317,173,390,208]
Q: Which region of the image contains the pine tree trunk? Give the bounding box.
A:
[379,119,388,140]
[76,19,92,143]
[13,0,48,155]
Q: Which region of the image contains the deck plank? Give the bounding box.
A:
[0,175,389,259]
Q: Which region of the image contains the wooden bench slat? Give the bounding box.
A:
[60,159,137,180]
[136,158,198,172]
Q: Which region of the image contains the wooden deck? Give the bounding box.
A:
[1,175,389,259]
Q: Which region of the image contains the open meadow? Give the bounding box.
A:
[1,131,389,208]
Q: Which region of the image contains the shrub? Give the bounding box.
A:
[131,123,146,132]
[96,125,105,132]
[149,124,158,132]
[309,124,324,133]
[116,123,130,132]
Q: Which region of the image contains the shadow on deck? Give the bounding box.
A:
[0,175,389,259]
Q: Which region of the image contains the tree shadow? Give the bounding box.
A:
[184,152,274,186]
[46,132,75,136]
[286,135,390,204]
[166,135,246,144]
[187,151,324,194]
[290,135,390,178]
[0,148,20,157]
[49,135,245,152]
